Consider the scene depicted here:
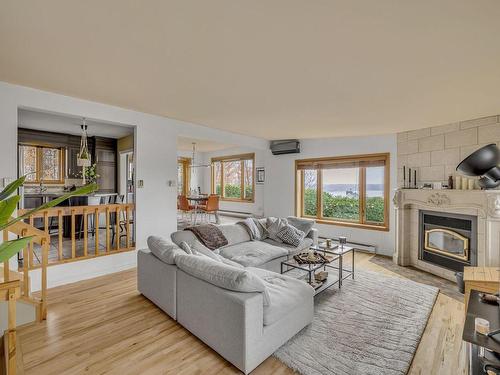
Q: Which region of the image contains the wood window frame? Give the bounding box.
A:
[19,142,66,185]
[211,153,255,203]
[295,152,390,231]
[177,157,191,196]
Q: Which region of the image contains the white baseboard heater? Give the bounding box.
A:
[218,210,253,219]
[318,236,377,253]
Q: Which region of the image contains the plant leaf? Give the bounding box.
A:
[0,176,26,200]
[0,195,21,226]
[0,236,33,263]
[0,183,98,232]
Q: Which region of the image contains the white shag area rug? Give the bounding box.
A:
[274,269,439,375]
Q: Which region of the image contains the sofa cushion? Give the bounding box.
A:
[287,216,315,236]
[219,241,288,267]
[276,224,305,247]
[175,254,270,304]
[184,241,244,268]
[266,217,288,243]
[247,267,314,326]
[147,236,185,264]
[263,237,313,255]
[218,224,251,246]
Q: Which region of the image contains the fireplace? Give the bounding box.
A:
[419,210,477,272]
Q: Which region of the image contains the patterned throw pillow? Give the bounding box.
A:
[276,224,306,247]
[266,217,289,243]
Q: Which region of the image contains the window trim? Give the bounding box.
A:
[295,153,390,231]
[19,142,66,185]
[177,157,191,196]
[211,153,255,203]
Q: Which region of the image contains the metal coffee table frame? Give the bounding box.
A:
[280,245,355,295]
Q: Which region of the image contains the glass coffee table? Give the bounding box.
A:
[280,245,355,295]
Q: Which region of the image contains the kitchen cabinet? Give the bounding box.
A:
[67,146,81,178]
[93,137,117,193]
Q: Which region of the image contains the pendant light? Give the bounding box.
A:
[190,142,211,169]
[77,118,91,183]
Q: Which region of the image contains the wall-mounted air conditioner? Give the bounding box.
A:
[270,139,300,155]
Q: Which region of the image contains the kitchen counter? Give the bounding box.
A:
[24,192,117,198]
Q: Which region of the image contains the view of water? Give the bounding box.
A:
[323,184,384,197]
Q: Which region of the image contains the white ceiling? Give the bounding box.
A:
[2,1,500,139]
[18,109,134,139]
[177,136,233,152]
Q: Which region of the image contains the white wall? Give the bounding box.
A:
[264,134,398,256]
[202,147,266,216]
[0,81,266,288]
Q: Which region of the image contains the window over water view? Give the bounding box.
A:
[300,155,387,227]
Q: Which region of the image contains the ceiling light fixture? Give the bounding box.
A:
[190,142,211,169]
[77,118,92,183]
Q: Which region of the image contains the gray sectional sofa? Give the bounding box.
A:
[137,218,318,374]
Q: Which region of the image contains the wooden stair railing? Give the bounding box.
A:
[2,219,49,321]
[1,279,21,375]
[1,219,48,375]
[17,203,135,267]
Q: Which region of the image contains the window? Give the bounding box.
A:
[211,153,254,202]
[19,144,65,184]
[177,157,191,196]
[296,153,389,230]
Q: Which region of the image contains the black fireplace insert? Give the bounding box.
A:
[419,210,477,272]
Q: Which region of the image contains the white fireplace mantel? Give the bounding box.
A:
[393,189,500,281]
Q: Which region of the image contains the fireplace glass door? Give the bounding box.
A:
[424,229,469,261]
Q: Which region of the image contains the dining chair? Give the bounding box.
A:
[87,196,103,236]
[178,195,194,223]
[200,194,219,223]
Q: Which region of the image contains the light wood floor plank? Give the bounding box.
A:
[17,253,466,374]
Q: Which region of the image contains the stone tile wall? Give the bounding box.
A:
[397,115,500,187]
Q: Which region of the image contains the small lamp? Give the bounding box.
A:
[456,144,500,189]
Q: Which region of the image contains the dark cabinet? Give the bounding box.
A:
[67,146,81,178]
[24,196,44,228]
[93,137,117,193]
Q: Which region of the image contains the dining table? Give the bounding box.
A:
[186,195,208,225]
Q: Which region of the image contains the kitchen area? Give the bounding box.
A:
[17,108,136,264]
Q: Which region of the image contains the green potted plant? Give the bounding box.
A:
[0,176,97,263]
[78,163,100,184]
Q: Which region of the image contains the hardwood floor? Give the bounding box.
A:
[17,253,466,375]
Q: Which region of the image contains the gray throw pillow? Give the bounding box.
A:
[276,224,306,247]
[266,217,288,243]
[179,241,194,254]
[147,236,185,264]
[287,216,315,236]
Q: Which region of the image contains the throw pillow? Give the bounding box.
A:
[266,217,288,243]
[175,254,270,305]
[179,241,194,254]
[287,216,315,236]
[276,224,306,247]
[147,236,185,264]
